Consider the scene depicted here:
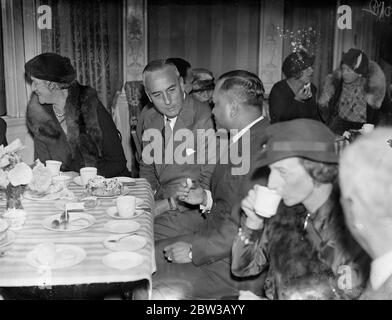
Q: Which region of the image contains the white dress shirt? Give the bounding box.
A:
[370,250,392,290]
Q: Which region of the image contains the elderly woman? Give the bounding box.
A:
[25,53,129,177]
[340,128,392,299]
[231,119,370,300]
[318,48,386,135]
[268,50,320,124]
[190,68,215,106]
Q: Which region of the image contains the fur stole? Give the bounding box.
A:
[318,61,386,109]
[26,81,103,165]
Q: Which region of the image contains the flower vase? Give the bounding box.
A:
[3,184,26,230]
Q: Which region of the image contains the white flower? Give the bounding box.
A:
[8,162,33,186]
[0,170,8,188]
[0,155,10,168]
[4,139,24,154]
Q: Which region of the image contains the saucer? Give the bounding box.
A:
[103,234,147,251]
[102,251,144,270]
[106,206,144,220]
[103,220,140,234]
[42,213,95,232]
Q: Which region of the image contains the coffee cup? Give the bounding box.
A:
[46,160,62,176]
[361,123,374,134]
[80,167,97,185]
[116,195,136,218]
[253,185,282,218]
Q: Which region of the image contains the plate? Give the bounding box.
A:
[0,231,16,248]
[103,234,147,251]
[42,213,95,232]
[106,206,144,220]
[54,198,100,211]
[88,187,131,199]
[103,220,140,234]
[111,197,145,207]
[26,244,86,269]
[24,189,74,201]
[116,177,136,184]
[102,251,144,270]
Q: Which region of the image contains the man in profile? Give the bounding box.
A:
[137,59,216,240]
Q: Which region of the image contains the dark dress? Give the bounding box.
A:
[0,118,7,146]
[268,80,320,124]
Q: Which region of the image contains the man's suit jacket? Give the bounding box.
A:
[137,95,215,201]
[361,276,392,300]
[190,118,270,267]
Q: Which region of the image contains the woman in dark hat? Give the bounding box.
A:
[231,119,370,300]
[318,48,386,135]
[25,52,129,177]
[268,50,320,124]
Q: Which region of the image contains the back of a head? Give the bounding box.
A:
[166,57,191,80]
[340,128,392,218]
[217,70,265,111]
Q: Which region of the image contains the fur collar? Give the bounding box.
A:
[26,81,103,163]
[318,61,386,109]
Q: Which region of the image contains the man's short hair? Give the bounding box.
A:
[340,128,392,218]
[217,70,265,111]
[166,58,191,80]
[142,59,180,88]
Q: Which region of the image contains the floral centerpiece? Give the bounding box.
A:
[0,139,33,229]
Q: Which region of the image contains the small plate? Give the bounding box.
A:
[116,177,136,184]
[0,231,16,248]
[106,206,144,220]
[92,187,131,199]
[42,213,95,232]
[103,234,147,251]
[102,251,144,270]
[26,244,86,269]
[24,189,72,201]
[103,220,140,234]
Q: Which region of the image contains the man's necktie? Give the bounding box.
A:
[164,118,173,149]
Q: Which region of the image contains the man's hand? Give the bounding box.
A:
[176,180,206,206]
[238,290,266,300]
[154,199,170,217]
[163,242,192,264]
[241,186,265,230]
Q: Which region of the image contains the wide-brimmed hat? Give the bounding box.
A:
[341,48,369,77]
[256,119,338,168]
[25,52,76,84]
[282,50,315,78]
[191,68,215,93]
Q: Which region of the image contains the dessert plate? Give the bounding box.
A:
[26,244,86,269]
[103,220,140,234]
[42,213,95,232]
[24,189,73,201]
[54,197,100,211]
[103,234,147,251]
[102,251,144,270]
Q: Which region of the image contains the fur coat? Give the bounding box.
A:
[26,81,128,177]
[318,61,386,124]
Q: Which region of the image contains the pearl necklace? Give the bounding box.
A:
[53,107,65,118]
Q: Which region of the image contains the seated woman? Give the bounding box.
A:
[268,50,320,124]
[231,119,370,300]
[0,118,7,146]
[24,53,129,177]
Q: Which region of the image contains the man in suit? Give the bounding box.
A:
[152,70,269,299]
[340,127,392,299]
[137,59,216,240]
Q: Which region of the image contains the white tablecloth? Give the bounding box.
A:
[0,178,156,297]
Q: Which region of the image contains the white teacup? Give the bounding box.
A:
[46,160,62,176]
[253,185,282,218]
[361,123,374,134]
[116,195,136,218]
[80,167,97,185]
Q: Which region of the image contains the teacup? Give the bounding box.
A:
[253,185,282,218]
[46,160,62,176]
[361,123,374,134]
[80,167,97,185]
[52,175,71,188]
[116,195,136,218]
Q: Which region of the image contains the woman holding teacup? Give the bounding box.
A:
[231,119,370,300]
[24,53,129,178]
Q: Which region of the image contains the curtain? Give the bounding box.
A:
[148,0,260,79]
[0,12,6,116]
[282,0,336,93]
[40,0,123,110]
